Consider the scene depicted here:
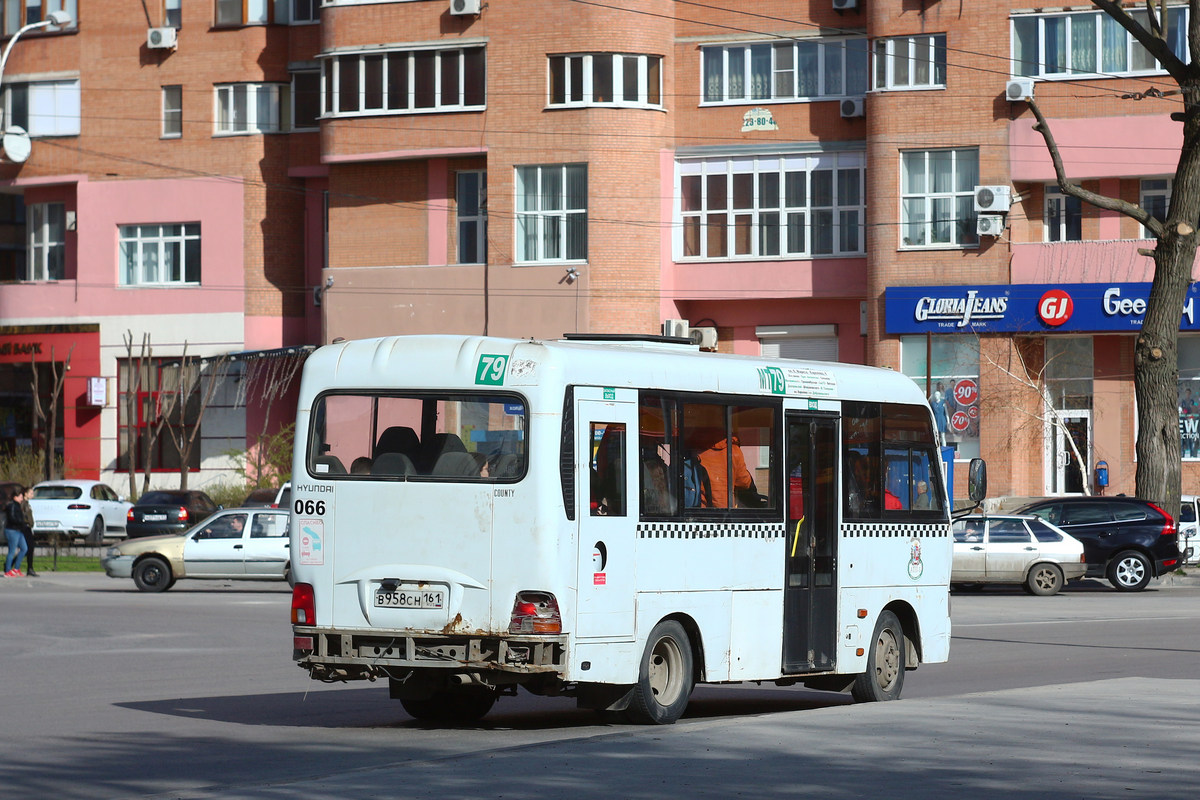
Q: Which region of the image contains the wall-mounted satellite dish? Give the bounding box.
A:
[2,126,32,164]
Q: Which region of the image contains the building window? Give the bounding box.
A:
[1141,178,1171,238]
[2,0,76,35]
[1045,186,1082,242]
[678,151,865,260]
[162,86,182,138]
[701,37,868,104]
[900,335,981,461]
[291,71,320,130]
[548,53,662,108]
[215,83,289,134]
[291,0,318,23]
[515,164,587,263]
[873,34,947,90]
[457,171,487,264]
[215,0,270,26]
[322,45,485,117]
[1180,338,1200,460]
[901,148,979,248]
[117,358,206,473]
[1012,7,1187,78]
[26,202,65,281]
[0,194,27,282]
[165,0,181,27]
[2,79,81,137]
[119,224,201,286]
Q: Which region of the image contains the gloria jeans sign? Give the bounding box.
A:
[885,283,1200,334]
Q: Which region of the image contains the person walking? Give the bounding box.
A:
[4,487,31,578]
[21,489,37,576]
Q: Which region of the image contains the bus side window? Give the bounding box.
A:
[591,423,626,516]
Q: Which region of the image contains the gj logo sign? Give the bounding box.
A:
[1038,289,1074,327]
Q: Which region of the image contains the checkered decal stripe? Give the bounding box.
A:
[637,522,784,540]
[842,522,949,538]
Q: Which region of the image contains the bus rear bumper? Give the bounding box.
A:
[293,627,569,682]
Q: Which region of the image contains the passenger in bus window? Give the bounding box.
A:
[913,480,932,509]
[694,430,752,509]
[351,456,373,475]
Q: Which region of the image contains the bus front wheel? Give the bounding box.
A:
[851,610,905,703]
[625,620,694,725]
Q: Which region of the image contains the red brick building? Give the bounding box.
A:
[0,1,1197,504]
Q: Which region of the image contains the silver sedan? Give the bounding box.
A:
[952,514,1086,596]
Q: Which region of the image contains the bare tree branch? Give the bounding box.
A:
[1093,0,1188,80]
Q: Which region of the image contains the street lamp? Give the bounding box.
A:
[0,10,72,159]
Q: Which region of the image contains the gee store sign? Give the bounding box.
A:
[885,283,1200,334]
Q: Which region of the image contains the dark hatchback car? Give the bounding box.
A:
[126,490,219,539]
[1014,497,1182,591]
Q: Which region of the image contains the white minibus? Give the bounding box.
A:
[289,334,984,724]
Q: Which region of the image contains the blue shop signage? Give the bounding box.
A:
[885,283,1200,334]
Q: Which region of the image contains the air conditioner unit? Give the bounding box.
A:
[1006,77,1035,102]
[840,98,865,118]
[662,319,690,339]
[832,0,859,10]
[977,214,1005,237]
[449,0,481,15]
[974,185,1012,213]
[147,26,177,50]
[689,326,718,350]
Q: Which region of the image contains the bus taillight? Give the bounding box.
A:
[292,582,316,625]
[509,591,561,634]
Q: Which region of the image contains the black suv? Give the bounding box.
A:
[1014,497,1182,591]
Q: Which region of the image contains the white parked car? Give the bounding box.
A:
[1179,495,1199,565]
[952,514,1087,596]
[28,480,133,544]
[101,507,292,592]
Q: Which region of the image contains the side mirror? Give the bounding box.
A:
[968,458,987,504]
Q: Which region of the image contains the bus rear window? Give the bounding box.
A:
[308,393,526,481]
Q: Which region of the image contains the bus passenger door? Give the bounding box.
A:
[575,392,638,640]
[782,413,837,673]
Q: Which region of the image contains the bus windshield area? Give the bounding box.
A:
[308,393,526,481]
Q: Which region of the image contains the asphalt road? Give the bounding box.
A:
[1,571,1198,799]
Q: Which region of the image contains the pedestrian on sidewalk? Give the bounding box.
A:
[4,487,31,577]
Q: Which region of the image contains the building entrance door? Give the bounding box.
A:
[1050,412,1090,495]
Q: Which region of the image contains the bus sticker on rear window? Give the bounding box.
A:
[476,354,508,385]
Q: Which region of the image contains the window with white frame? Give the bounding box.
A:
[1141,178,1171,238]
[165,0,181,27]
[1179,337,1200,459]
[215,83,289,134]
[2,0,76,35]
[678,152,865,260]
[901,148,979,248]
[548,53,662,108]
[2,79,81,137]
[323,46,486,116]
[27,202,65,281]
[515,164,586,263]
[119,224,201,286]
[291,70,320,130]
[215,0,270,26]
[873,34,947,90]
[457,171,487,264]
[162,86,182,138]
[1012,7,1187,78]
[1045,186,1082,242]
[702,37,868,103]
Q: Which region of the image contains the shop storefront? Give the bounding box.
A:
[0,325,102,478]
[886,283,1200,498]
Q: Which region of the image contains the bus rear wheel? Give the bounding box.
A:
[625,620,694,725]
[400,687,496,724]
[851,610,905,702]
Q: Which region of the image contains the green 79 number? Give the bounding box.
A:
[476,354,508,385]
